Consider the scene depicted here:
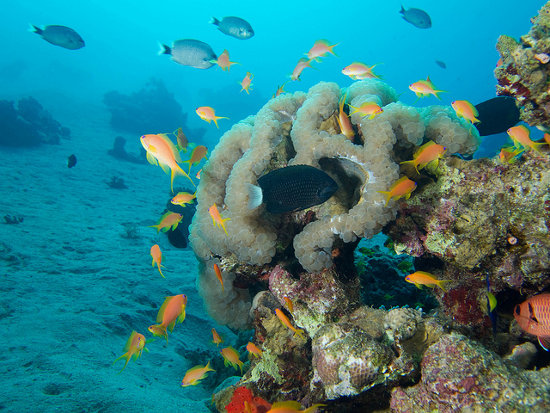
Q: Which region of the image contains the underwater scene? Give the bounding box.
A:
[1,0,550,412]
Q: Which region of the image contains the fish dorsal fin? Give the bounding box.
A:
[413,140,436,158]
[124,331,138,352]
[146,151,158,166]
[158,133,182,163]
[272,401,302,409]
[156,296,173,323]
[539,336,550,351]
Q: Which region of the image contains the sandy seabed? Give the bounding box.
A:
[0,94,233,413]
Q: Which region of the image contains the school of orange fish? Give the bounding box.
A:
[112,37,550,412]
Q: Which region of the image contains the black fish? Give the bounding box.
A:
[400,6,431,29]
[475,96,520,136]
[248,165,338,214]
[67,154,77,168]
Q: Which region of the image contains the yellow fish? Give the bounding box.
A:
[113,331,147,372]
[181,362,215,387]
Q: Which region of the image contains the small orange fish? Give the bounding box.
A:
[405,271,449,292]
[171,191,196,207]
[283,296,294,315]
[337,93,354,140]
[291,58,313,81]
[348,101,383,119]
[544,133,550,145]
[181,361,215,387]
[184,145,208,174]
[196,106,228,128]
[498,146,523,164]
[267,401,326,413]
[400,141,447,173]
[173,127,188,152]
[514,293,550,351]
[213,263,224,291]
[342,62,379,80]
[211,328,223,346]
[149,211,183,233]
[212,49,238,71]
[409,76,445,99]
[240,72,254,94]
[246,342,263,358]
[377,176,417,206]
[273,82,287,98]
[196,169,202,179]
[275,308,305,340]
[140,133,195,191]
[113,331,147,372]
[150,244,165,278]
[221,346,244,373]
[507,125,547,153]
[307,39,338,61]
[209,203,230,235]
[148,294,187,342]
[451,100,480,124]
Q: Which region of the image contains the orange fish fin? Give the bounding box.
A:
[146,151,158,166]
[156,296,173,323]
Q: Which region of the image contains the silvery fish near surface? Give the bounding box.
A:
[31,25,85,50]
[210,16,254,40]
[159,39,216,69]
[247,165,338,214]
[399,6,432,29]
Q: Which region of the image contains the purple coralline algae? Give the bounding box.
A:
[495,1,550,127]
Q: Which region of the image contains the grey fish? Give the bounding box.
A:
[210,16,254,40]
[31,25,85,50]
[435,60,446,69]
[400,6,432,29]
[159,39,216,69]
[247,165,338,214]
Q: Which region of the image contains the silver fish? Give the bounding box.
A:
[159,39,216,69]
[31,25,85,50]
[399,6,432,29]
[210,16,254,40]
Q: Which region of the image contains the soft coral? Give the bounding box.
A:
[225,386,272,413]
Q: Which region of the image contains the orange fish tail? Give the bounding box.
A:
[295,328,306,340]
[172,163,196,190]
[377,190,392,206]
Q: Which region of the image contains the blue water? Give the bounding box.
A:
[0,1,542,412]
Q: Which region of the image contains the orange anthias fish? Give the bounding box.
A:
[173,127,188,152]
[307,39,338,61]
[140,133,195,192]
[212,49,238,71]
[171,191,196,207]
[221,346,244,373]
[148,294,187,342]
[545,132,550,145]
[196,169,202,180]
[150,244,165,278]
[211,328,223,346]
[342,62,379,80]
[213,263,224,291]
[451,100,480,124]
[283,296,294,315]
[246,342,263,358]
[377,176,417,206]
[149,211,183,233]
[196,106,228,128]
[498,146,523,164]
[291,58,313,81]
[209,203,230,235]
[514,293,550,351]
[349,102,383,119]
[113,331,147,372]
[507,125,547,153]
[409,77,445,99]
[405,271,449,292]
[181,361,215,387]
[273,82,287,98]
[337,93,354,140]
[400,140,447,173]
[183,145,208,174]
[240,72,254,94]
[267,401,326,413]
[275,308,305,340]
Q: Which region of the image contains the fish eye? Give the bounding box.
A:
[514,305,520,315]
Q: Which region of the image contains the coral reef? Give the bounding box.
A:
[0,97,70,146]
[105,176,128,189]
[385,149,550,332]
[390,333,550,412]
[107,136,146,164]
[495,1,550,127]
[103,78,205,138]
